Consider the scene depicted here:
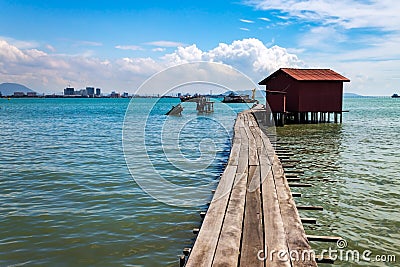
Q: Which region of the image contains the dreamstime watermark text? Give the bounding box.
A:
[257,239,396,263]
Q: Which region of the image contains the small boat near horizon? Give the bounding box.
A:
[391,93,400,98]
[180,94,201,102]
[222,92,257,103]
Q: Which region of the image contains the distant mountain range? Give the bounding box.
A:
[0,83,35,96]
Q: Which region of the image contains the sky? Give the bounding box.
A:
[0,0,399,95]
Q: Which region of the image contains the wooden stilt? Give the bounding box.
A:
[179,255,186,267]
[183,248,191,256]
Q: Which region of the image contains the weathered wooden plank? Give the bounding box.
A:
[233,119,241,144]
[243,119,259,166]
[236,127,249,174]
[187,110,319,267]
[248,114,263,150]
[260,143,291,267]
[255,119,317,267]
[239,165,263,267]
[185,165,237,267]
[228,142,241,166]
[213,173,248,266]
[272,156,317,267]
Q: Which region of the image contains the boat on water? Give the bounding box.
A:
[165,104,184,115]
[391,93,400,98]
[222,92,257,103]
[180,94,200,102]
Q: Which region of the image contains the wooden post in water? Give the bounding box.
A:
[179,255,186,267]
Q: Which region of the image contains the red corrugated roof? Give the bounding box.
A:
[281,68,350,81]
[259,68,350,84]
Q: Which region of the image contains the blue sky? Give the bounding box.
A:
[0,0,399,95]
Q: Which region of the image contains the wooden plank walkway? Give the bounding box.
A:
[185,107,317,267]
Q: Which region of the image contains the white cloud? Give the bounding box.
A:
[45,44,56,52]
[0,40,29,62]
[0,37,305,94]
[163,44,204,65]
[152,47,166,52]
[259,17,270,21]
[5,36,398,95]
[243,0,400,31]
[240,27,250,31]
[115,45,143,51]
[0,38,305,93]
[299,26,347,50]
[145,41,185,47]
[0,36,39,49]
[240,19,255,23]
[164,38,304,80]
[74,40,103,47]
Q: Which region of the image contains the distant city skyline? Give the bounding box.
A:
[0,1,400,95]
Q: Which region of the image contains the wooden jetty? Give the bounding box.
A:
[182,106,320,266]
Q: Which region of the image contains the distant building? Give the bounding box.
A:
[95,88,101,96]
[75,89,87,97]
[110,91,120,98]
[27,92,37,97]
[86,87,95,97]
[122,92,129,98]
[13,92,25,97]
[64,87,75,95]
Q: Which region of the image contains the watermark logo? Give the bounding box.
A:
[257,239,396,264]
[122,62,275,207]
[336,238,347,249]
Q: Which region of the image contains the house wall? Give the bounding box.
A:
[266,93,286,112]
[265,72,299,111]
[297,81,343,112]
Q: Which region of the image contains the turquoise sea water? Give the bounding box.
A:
[0,97,399,266]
